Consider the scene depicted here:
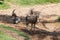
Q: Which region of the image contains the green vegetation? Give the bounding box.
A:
[0,24,30,40]
[0,0,10,10]
[6,0,60,5]
[46,0,60,3]
[0,0,59,9]
[0,31,16,40]
[0,3,9,10]
[0,0,60,9]
[56,16,60,22]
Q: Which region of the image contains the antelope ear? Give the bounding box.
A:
[12,9,16,14]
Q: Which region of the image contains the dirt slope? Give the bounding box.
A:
[0,3,60,40]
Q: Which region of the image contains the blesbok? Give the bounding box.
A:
[25,9,48,31]
[25,9,38,30]
[12,9,20,24]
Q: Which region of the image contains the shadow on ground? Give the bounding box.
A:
[21,27,60,40]
[0,15,26,24]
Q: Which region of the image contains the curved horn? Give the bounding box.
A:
[12,9,16,13]
[30,9,34,14]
